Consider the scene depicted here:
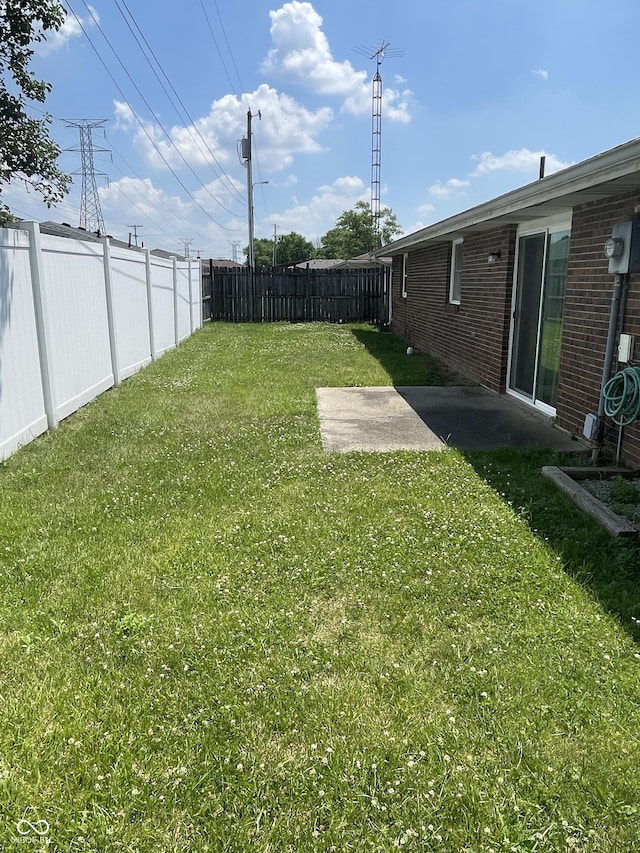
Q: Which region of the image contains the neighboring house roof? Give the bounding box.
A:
[294,258,345,269]
[149,248,187,260]
[28,221,188,259]
[39,220,102,242]
[205,258,242,268]
[333,253,392,269]
[380,136,640,256]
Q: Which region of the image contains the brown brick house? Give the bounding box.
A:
[380,138,640,468]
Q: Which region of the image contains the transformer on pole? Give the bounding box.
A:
[66,119,109,235]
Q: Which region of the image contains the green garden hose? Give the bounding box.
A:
[603,366,640,425]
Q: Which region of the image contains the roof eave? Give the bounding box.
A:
[379,137,640,256]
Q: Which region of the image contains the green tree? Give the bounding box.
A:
[319,201,402,258]
[244,238,272,267]
[274,231,315,265]
[245,232,316,267]
[0,0,71,221]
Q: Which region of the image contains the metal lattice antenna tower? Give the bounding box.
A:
[354,42,403,248]
[65,120,109,234]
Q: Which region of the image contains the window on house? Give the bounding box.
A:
[402,253,408,298]
[450,239,463,304]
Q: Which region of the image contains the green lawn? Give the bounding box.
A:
[1,322,639,852]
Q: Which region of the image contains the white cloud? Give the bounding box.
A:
[403,220,428,236]
[471,148,571,177]
[113,84,333,174]
[262,1,411,123]
[272,175,368,238]
[100,176,193,226]
[193,176,245,210]
[263,2,364,95]
[99,175,246,255]
[37,5,99,55]
[532,68,549,81]
[419,147,572,223]
[428,178,470,199]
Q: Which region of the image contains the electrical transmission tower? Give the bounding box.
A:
[355,42,402,248]
[66,119,109,235]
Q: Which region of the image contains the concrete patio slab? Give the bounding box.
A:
[316,385,583,453]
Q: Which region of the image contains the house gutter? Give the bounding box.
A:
[378,138,640,256]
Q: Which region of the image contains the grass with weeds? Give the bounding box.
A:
[1,322,639,852]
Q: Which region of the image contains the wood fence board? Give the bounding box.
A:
[200,266,387,324]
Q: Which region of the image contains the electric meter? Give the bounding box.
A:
[606,222,633,273]
[604,237,624,259]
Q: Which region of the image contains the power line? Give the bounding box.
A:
[107,142,204,237]
[111,0,245,207]
[74,0,242,218]
[198,0,247,119]
[65,119,109,233]
[17,107,218,252]
[212,0,247,106]
[127,223,143,246]
[65,1,242,230]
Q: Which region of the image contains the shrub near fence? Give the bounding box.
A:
[202,264,388,324]
[0,223,202,461]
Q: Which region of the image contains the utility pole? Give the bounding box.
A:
[180,238,193,259]
[65,119,109,235]
[128,224,143,247]
[229,240,241,263]
[273,223,278,266]
[241,109,261,269]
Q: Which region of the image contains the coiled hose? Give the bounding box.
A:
[603,366,640,425]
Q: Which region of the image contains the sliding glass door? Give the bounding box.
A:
[509,225,570,412]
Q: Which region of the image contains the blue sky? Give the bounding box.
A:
[7,0,640,259]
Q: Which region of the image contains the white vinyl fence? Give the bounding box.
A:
[0,222,202,461]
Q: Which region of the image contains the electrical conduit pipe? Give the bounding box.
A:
[591,273,629,461]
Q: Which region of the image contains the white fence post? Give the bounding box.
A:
[102,236,121,386]
[145,248,156,361]
[173,256,179,347]
[24,221,58,429]
[188,259,194,335]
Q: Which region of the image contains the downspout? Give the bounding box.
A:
[591,272,629,462]
[613,276,630,463]
[386,264,392,326]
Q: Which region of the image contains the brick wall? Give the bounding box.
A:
[391,191,640,468]
[391,225,517,392]
[556,190,640,468]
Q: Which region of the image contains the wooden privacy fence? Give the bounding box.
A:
[202,264,388,324]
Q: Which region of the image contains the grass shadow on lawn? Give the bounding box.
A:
[350,325,467,386]
[464,446,640,646]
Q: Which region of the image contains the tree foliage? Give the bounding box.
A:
[319,201,401,259]
[246,232,316,267]
[274,231,315,266]
[0,0,71,220]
